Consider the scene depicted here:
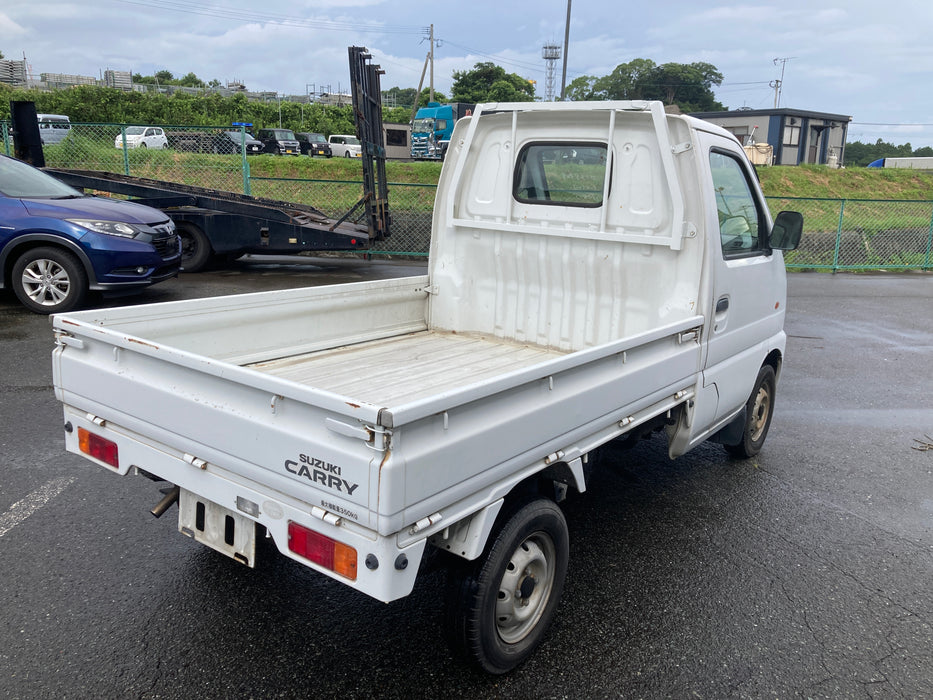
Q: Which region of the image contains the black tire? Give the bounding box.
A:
[139,142,147,149]
[444,497,569,674]
[176,222,212,272]
[344,150,351,158]
[725,364,776,459]
[12,246,87,314]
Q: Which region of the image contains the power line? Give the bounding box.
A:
[852,121,933,127]
[438,40,545,74]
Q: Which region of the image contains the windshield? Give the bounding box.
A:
[225,131,256,140]
[274,130,296,139]
[343,136,360,145]
[412,118,435,134]
[0,155,83,199]
[125,126,146,135]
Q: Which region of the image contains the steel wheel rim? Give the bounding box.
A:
[495,532,556,644]
[21,258,71,306]
[749,383,772,442]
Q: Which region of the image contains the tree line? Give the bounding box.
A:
[843,139,933,167]
[565,58,724,112]
[1,55,733,132]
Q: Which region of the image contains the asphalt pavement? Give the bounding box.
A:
[1,260,931,698]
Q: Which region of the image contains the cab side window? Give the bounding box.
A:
[709,151,766,257]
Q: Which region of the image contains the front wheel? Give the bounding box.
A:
[725,364,776,458]
[176,222,212,272]
[12,247,87,314]
[444,497,569,674]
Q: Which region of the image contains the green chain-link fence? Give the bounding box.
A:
[765,196,933,270]
[3,121,247,191]
[249,177,435,255]
[4,121,932,268]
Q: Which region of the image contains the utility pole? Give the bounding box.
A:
[411,52,430,124]
[559,0,571,100]
[771,57,795,108]
[429,24,435,104]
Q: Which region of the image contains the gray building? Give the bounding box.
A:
[690,107,852,166]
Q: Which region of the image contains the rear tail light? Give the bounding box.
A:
[287,521,357,580]
[77,427,119,469]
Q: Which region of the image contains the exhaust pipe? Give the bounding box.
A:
[150,485,180,518]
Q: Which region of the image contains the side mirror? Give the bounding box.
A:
[770,210,803,251]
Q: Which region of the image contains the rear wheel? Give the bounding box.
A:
[444,497,569,674]
[12,247,87,314]
[176,222,212,272]
[725,364,776,458]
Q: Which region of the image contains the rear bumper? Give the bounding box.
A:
[60,405,424,602]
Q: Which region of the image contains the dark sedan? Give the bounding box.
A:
[296,132,332,157]
[213,131,264,155]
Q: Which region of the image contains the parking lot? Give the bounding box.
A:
[1,261,932,697]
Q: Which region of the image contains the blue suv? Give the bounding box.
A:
[0,155,181,313]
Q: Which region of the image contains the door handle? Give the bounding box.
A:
[716,297,729,313]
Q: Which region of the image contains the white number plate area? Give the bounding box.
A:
[178,489,256,567]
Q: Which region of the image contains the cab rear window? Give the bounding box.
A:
[513,143,608,207]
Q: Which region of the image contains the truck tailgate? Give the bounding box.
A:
[52,276,431,531]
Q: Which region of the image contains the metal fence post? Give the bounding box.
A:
[924,204,933,270]
[120,126,130,176]
[831,198,846,272]
[239,125,251,195]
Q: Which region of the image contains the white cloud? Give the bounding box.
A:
[2,0,932,145]
[0,12,26,36]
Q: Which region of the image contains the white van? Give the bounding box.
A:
[328,134,362,157]
[36,114,71,145]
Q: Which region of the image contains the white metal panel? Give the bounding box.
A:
[250,330,564,406]
[55,276,430,365]
[429,102,704,354]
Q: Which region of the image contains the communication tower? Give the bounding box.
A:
[542,44,561,102]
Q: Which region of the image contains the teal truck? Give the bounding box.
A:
[410,101,474,159]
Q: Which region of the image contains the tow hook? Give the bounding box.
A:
[150,485,180,518]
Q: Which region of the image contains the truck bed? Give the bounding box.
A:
[249,330,564,406]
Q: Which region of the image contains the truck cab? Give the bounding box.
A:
[410,102,474,159]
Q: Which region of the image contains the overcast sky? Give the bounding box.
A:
[2,0,932,147]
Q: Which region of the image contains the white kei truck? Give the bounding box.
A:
[51,101,802,673]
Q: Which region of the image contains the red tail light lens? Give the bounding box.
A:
[77,427,119,469]
[287,521,357,580]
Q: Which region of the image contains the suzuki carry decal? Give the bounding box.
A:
[284,453,359,495]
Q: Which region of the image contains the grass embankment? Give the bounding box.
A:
[757,164,933,201]
[257,160,933,199]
